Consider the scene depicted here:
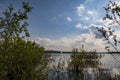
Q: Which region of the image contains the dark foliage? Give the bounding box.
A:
[0,2,49,80]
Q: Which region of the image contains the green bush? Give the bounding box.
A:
[68,49,101,71]
[0,2,49,80]
[0,38,48,80]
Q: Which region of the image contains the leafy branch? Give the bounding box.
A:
[96,27,119,52]
[0,2,32,42]
[103,1,120,25]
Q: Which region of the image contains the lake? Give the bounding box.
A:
[48,53,120,80]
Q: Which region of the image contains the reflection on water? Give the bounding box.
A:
[48,53,120,80]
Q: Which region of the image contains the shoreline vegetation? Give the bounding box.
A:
[0,2,49,80]
[45,50,120,54]
[48,51,120,80]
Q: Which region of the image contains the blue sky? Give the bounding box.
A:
[0,0,120,51]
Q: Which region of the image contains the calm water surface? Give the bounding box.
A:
[48,53,120,80]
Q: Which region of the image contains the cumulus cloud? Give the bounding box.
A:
[34,33,106,52]
[87,10,97,16]
[89,24,103,39]
[75,23,82,29]
[75,4,99,28]
[72,1,120,52]
[67,17,72,22]
[87,10,98,23]
[35,37,74,51]
[76,4,85,16]
[75,23,88,30]
[98,18,119,28]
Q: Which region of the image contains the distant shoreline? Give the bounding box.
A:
[45,51,120,54]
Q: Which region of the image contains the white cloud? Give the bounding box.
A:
[87,10,98,23]
[75,23,82,29]
[67,17,72,22]
[76,4,85,16]
[34,37,74,51]
[72,1,120,52]
[75,23,89,29]
[87,10,97,16]
[83,26,88,29]
[34,32,106,52]
[89,24,103,28]
[98,18,119,27]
